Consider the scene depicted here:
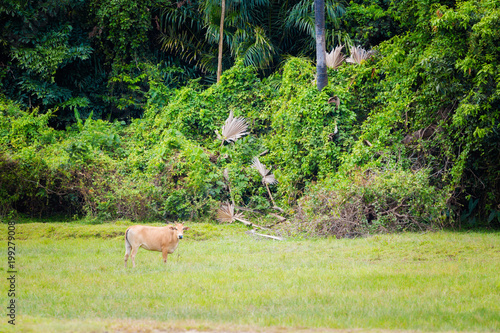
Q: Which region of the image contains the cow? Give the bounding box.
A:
[124,223,189,268]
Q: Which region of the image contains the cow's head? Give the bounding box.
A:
[170,223,189,239]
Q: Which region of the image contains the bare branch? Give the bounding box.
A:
[223,168,235,206]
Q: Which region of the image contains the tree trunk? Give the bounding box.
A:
[314,0,327,91]
[217,0,226,83]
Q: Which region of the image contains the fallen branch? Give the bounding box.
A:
[246,229,284,241]
[233,216,252,226]
[269,213,287,222]
[237,218,268,230]
[272,206,285,213]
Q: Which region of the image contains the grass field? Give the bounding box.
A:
[1,221,499,332]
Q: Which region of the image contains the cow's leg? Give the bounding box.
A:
[162,248,169,264]
[131,246,139,268]
[124,239,132,268]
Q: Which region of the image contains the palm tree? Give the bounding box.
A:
[217,0,225,82]
[158,0,345,76]
[207,0,276,70]
[285,0,345,56]
[315,0,327,91]
[158,1,216,73]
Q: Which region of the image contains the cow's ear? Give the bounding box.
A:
[169,226,177,230]
[183,227,190,230]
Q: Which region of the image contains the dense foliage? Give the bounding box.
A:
[0,0,348,125]
[1,0,499,234]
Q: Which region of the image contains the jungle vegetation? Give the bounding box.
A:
[1,0,499,236]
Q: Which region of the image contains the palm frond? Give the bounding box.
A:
[251,157,277,185]
[346,45,374,64]
[251,156,267,177]
[326,44,345,69]
[217,202,242,223]
[262,173,277,185]
[252,156,279,208]
[217,202,252,226]
[325,1,346,29]
[285,0,315,38]
[217,110,249,144]
[159,26,216,72]
[232,25,275,68]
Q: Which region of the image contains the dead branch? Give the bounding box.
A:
[246,229,284,241]
[269,213,287,222]
[272,206,285,213]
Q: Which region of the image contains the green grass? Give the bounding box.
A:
[1,222,499,332]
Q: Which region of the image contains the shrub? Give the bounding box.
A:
[295,166,447,237]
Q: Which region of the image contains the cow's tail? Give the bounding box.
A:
[125,228,132,252]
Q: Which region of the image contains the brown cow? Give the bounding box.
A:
[124,223,189,268]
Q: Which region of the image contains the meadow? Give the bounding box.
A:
[1,221,499,333]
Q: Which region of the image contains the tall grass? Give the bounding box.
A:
[1,223,499,332]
